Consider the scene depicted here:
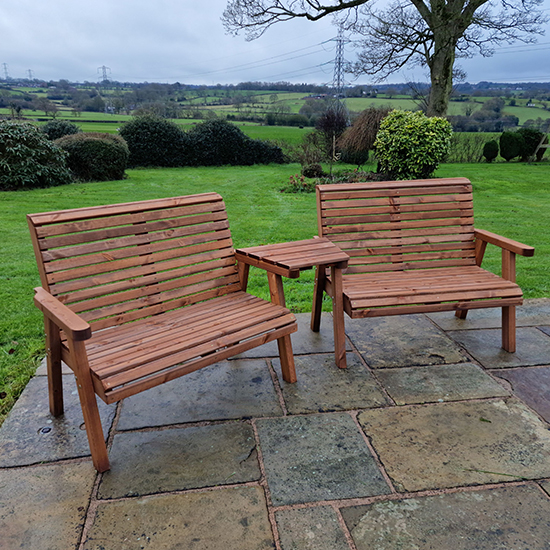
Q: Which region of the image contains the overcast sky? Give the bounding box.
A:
[1,0,550,86]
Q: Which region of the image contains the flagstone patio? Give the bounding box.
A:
[1,300,550,550]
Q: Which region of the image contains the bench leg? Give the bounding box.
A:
[331,266,347,369]
[45,318,64,417]
[455,309,468,320]
[502,306,516,353]
[277,335,297,384]
[311,266,326,332]
[70,341,110,472]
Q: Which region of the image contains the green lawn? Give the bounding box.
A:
[1,161,548,424]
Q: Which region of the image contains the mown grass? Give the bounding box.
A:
[1,161,548,425]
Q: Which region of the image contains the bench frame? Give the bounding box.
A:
[311,178,534,369]
[28,193,297,472]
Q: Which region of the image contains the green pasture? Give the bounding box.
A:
[1,161,549,425]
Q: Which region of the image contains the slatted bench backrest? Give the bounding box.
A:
[316,178,477,274]
[27,193,241,332]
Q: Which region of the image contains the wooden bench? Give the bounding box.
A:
[28,193,298,472]
[311,178,535,369]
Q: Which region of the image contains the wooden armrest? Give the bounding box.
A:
[34,287,92,341]
[474,229,535,257]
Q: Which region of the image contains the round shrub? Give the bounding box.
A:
[56,133,129,181]
[373,110,453,180]
[499,131,525,162]
[42,120,81,141]
[186,119,284,166]
[482,140,499,163]
[0,121,72,190]
[118,115,189,167]
[301,163,325,178]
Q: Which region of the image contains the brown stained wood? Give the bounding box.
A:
[28,192,223,225]
[104,323,297,403]
[46,233,234,283]
[101,313,296,392]
[34,201,227,238]
[323,208,473,227]
[29,194,299,471]
[331,265,347,369]
[475,229,535,257]
[68,339,110,472]
[311,265,326,332]
[42,219,231,267]
[91,297,284,374]
[314,178,533,364]
[44,317,64,416]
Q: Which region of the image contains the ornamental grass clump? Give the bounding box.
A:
[374,110,453,180]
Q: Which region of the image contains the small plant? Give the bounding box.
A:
[42,120,81,141]
[0,120,72,190]
[56,133,129,181]
[373,110,452,179]
[482,140,499,163]
[280,173,316,193]
[301,163,325,178]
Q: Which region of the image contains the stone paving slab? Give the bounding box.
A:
[341,485,550,550]
[375,363,509,405]
[345,314,466,368]
[117,359,282,430]
[427,298,550,330]
[98,422,260,499]
[541,480,550,496]
[0,375,116,467]
[84,486,274,550]
[0,462,96,550]
[357,398,550,492]
[447,327,550,368]
[273,353,389,414]
[540,325,550,337]
[276,506,350,550]
[237,312,351,358]
[256,413,390,506]
[492,366,550,423]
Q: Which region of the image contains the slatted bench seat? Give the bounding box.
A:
[28,193,297,472]
[311,178,534,369]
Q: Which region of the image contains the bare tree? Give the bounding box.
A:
[222,0,548,116]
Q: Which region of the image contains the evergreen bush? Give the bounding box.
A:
[186,119,284,166]
[0,121,72,190]
[56,133,129,181]
[482,140,499,163]
[516,128,544,161]
[373,110,453,179]
[42,120,81,141]
[118,115,189,167]
[499,131,524,162]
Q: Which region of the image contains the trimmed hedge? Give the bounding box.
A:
[482,140,499,163]
[42,120,81,141]
[55,133,129,182]
[0,121,72,190]
[119,115,189,168]
[186,119,285,166]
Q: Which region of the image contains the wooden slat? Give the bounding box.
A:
[28,193,223,225]
[34,201,227,238]
[42,218,230,266]
[39,210,228,250]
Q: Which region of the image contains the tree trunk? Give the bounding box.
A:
[427,44,455,117]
